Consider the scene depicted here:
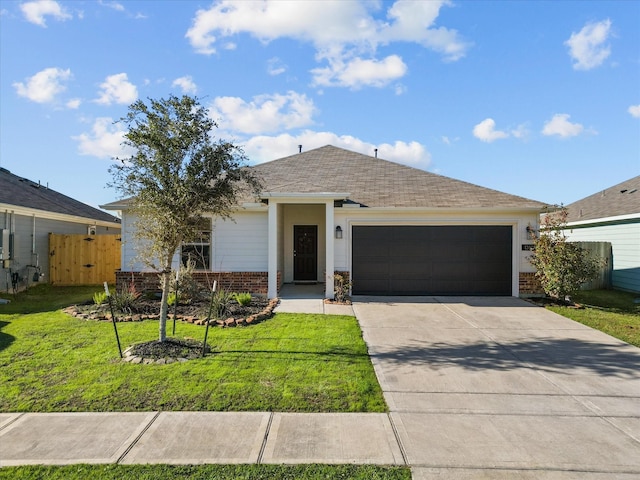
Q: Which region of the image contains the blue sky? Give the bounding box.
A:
[1,0,638,211]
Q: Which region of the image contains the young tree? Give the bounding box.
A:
[529,207,600,302]
[109,95,261,342]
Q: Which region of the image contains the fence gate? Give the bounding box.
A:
[574,241,613,290]
[49,234,121,285]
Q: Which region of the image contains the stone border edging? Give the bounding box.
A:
[62,298,280,328]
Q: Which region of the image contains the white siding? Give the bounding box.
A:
[213,211,268,271]
[566,221,640,293]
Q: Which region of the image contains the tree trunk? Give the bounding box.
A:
[158,270,171,342]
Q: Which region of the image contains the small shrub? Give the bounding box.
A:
[209,289,234,319]
[334,274,353,303]
[92,291,108,305]
[171,260,205,302]
[529,207,602,301]
[167,292,178,307]
[112,282,141,314]
[234,292,252,306]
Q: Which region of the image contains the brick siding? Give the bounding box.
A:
[519,272,544,296]
[116,271,281,296]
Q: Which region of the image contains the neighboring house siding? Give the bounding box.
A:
[565,221,640,293]
[1,213,116,291]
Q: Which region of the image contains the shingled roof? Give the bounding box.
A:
[252,145,546,209]
[0,168,120,224]
[565,175,640,223]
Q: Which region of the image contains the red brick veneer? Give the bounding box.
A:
[116,271,281,296]
[519,272,543,296]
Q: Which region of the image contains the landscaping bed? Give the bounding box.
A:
[66,296,279,328]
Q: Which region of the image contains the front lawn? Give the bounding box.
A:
[0,464,411,480]
[0,286,386,413]
[546,289,640,347]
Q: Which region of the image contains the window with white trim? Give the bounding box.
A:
[181,219,211,270]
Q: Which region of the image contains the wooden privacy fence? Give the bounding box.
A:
[49,234,121,285]
[574,241,613,290]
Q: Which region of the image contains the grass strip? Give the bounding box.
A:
[0,464,411,480]
[546,289,640,348]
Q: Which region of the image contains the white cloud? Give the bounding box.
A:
[243,131,431,169]
[66,98,81,109]
[20,0,71,27]
[541,114,585,138]
[267,57,287,76]
[510,123,530,140]
[628,105,640,118]
[95,73,138,105]
[312,55,407,89]
[210,91,317,135]
[73,117,134,159]
[13,67,71,103]
[172,76,197,94]
[98,0,125,11]
[473,118,509,143]
[565,19,612,71]
[185,0,468,88]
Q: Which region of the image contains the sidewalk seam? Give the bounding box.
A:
[116,411,161,464]
[0,413,25,432]
[257,412,274,464]
[387,412,409,466]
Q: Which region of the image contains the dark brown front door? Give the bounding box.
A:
[294,225,317,282]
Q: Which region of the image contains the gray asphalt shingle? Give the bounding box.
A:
[0,168,120,223]
[565,175,640,223]
[252,145,546,209]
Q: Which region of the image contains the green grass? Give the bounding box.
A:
[0,284,100,314]
[547,289,640,347]
[0,285,385,413]
[0,464,411,480]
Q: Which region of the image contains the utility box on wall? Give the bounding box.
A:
[0,229,10,260]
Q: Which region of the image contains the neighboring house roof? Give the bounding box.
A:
[252,145,546,209]
[0,167,120,224]
[565,175,640,223]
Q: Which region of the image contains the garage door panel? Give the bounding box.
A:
[354,258,389,276]
[352,225,512,296]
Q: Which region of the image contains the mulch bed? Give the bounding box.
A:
[64,296,279,328]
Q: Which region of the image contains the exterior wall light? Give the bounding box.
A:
[335,226,343,239]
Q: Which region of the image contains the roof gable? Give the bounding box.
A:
[566,175,640,222]
[251,145,546,209]
[0,168,120,223]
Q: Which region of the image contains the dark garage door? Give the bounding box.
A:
[352,225,512,295]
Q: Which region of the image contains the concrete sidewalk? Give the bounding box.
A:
[0,412,403,467]
[274,283,355,316]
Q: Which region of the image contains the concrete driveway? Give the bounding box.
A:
[353,296,640,479]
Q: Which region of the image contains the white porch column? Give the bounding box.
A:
[325,200,334,299]
[267,201,278,299]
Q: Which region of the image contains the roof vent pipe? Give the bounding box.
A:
[374,148,378,158]
[298,145,302,153]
